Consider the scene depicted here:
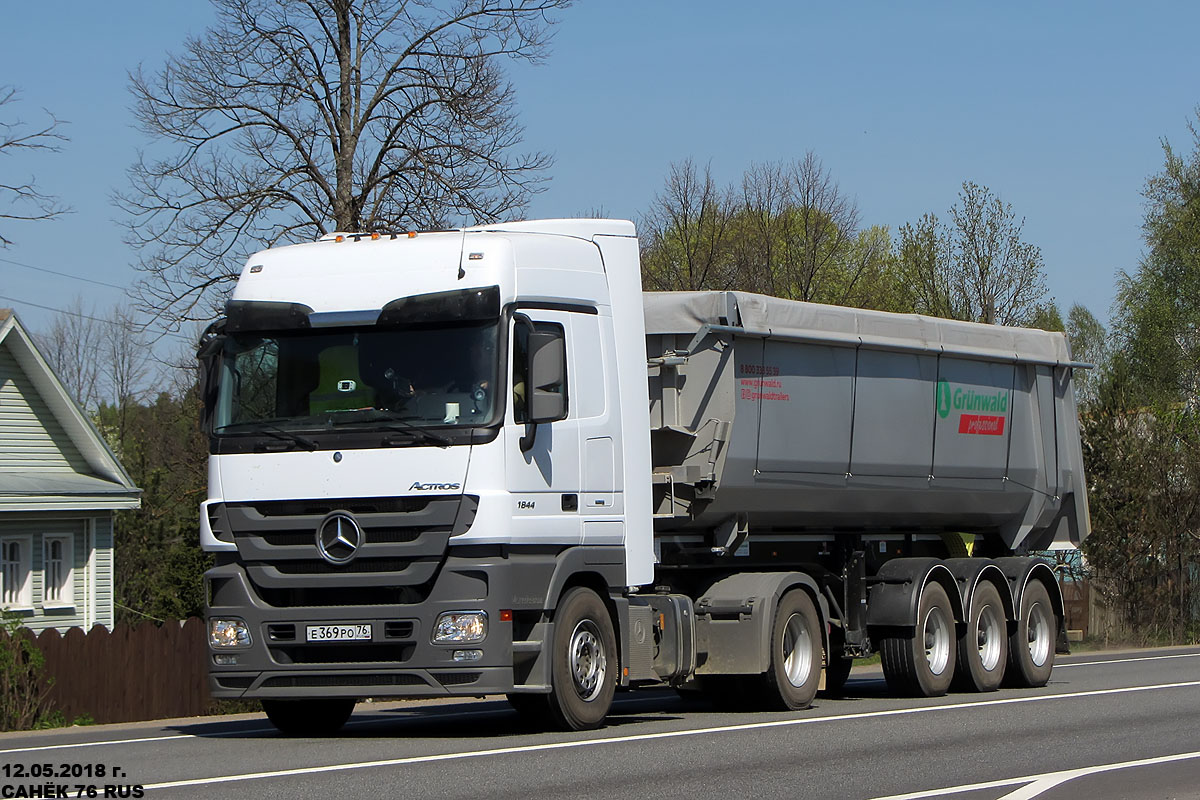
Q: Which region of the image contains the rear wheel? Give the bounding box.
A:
[261,699,355,736]
[953,581,1008,692]
[757,589,822,710]
[546,587,617,730]
[881,581,956,697]
[1005,580,1055,688]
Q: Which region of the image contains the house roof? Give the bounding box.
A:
[0,309,140,511]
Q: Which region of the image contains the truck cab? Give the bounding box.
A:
[199,220,654,731]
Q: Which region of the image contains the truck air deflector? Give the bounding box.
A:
[225,300,314,332]
[378,286,500,326]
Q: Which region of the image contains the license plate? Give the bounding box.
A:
[306,624,371,642]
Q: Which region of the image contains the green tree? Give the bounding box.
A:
[895,184,1050,326]
[1114,110,1200,402]
[1082,110,1200,642]
[101,388,210,624]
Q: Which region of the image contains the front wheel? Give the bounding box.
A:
[1005,580,1055,688]
[547,587,617,730]
[262,699,356,736]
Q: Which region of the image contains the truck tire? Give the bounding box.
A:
[758,589,822,710]
[546,587,617,730]
[952,581,1008,692]
[1005,580,1055,688]
[880,581,956,697]
[261,698,355,736]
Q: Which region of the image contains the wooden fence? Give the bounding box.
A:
[30,618,211,724]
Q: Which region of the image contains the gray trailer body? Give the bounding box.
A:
[645,291,1090,553]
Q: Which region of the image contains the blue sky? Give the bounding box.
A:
[1,1,1197,338]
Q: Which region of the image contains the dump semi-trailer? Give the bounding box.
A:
[198,219,1090,734]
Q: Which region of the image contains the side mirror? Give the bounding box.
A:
[526,330,566,424]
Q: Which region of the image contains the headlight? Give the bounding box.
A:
[209,618,252,648]
[432,611,487,644]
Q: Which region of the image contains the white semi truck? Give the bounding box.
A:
[198,219,1090,734]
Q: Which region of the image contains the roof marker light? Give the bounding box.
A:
[371,232,380,240]
[407,231,417,238]
[335,235,345,243]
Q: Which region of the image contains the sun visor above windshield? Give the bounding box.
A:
[225,300,314,332]
[377,286,500,327]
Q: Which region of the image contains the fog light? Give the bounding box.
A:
[210,618,251,648]
[213,654,239,666]
[453,649,483,662]
[432,611,487,643]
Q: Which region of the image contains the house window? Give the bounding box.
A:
[42,535,75,609]
[0,536,33,609]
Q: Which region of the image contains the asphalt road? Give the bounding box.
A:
[2,646,1198,800]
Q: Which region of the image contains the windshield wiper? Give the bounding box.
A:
[259,425,318,451]
[328,410,451,447]
[381,422,451,448]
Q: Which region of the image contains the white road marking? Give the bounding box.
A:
[867,749,1200,800]
[0,707,516,755]
[1055,651,1200,669]
[143,679,1200,791]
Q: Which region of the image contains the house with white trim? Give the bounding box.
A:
[0,309,140,631]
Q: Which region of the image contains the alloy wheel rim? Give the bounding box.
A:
[569,620,607,701]
[782,613,814,687]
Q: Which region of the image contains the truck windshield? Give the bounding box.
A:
[212,321,500,434]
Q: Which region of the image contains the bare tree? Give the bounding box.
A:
[0,87,68,246]
[639,159,738,291]
[730,154,865,304]
[117,0,571,328]
[38,298,104,412]
[37,300,155,417]
[947,181,1048,325]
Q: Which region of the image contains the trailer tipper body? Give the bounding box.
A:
[198,219,1089,733]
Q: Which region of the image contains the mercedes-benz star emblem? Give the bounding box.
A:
[316,511,363,564]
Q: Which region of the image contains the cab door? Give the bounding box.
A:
[504,311,582,545]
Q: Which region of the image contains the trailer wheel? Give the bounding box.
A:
[1005,580,1055,688]
[952,581,1008,692]
[881,581,956,697]
[261,699,355,736]
[757,589,822,710]
[546,587,617,730]
[821,629,854,697]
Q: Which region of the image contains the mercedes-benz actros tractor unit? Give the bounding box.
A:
[198,219,1089,734]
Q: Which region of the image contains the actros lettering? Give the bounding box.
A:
[409,481,462,491]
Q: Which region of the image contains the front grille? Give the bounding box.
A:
[212,495,478,606]
[255,585,428,608]
[256,528,423,547]
[248,497,431,516]
[265,558,421,575]
[267,624,296,641]
[432,672,481,686]
[262,674,428,688]
[214,676,254,690]
[385,621,414,638]
[270,644,414,664]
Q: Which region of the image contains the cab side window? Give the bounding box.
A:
[512,321,567,423]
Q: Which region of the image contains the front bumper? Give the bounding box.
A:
[206,554,520,699]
